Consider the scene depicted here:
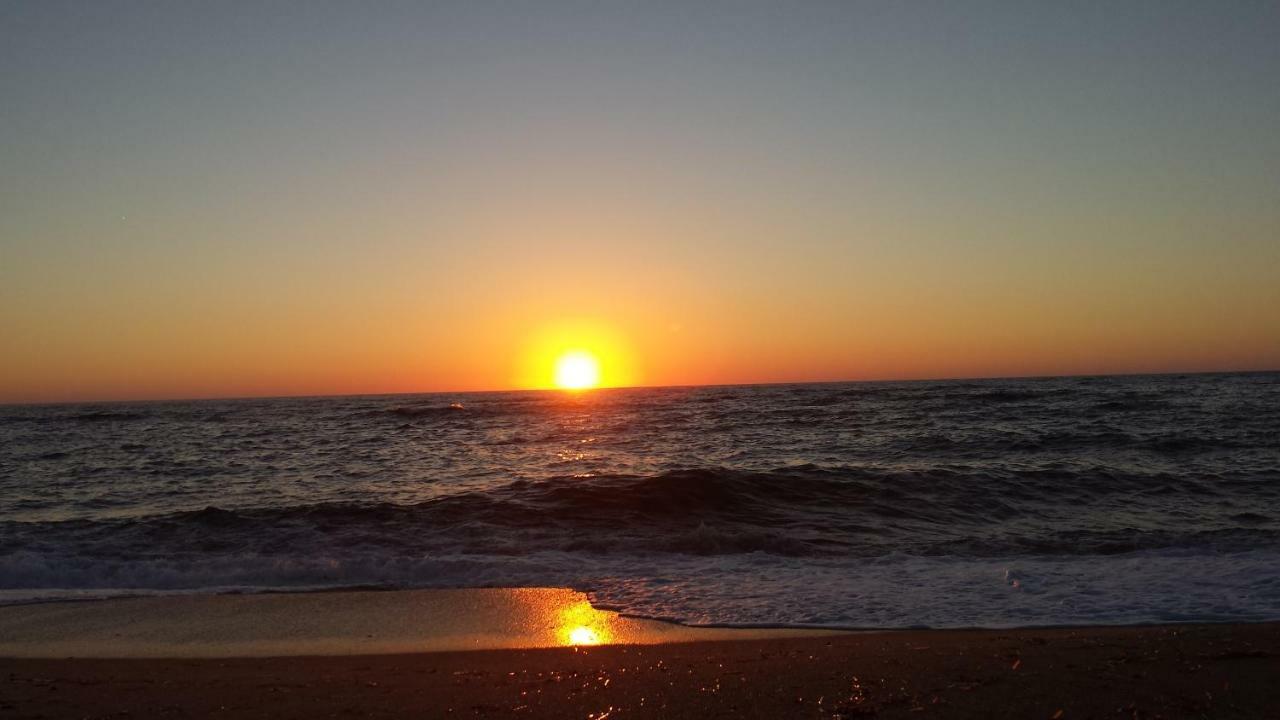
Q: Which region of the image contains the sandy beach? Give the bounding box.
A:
[4,624,1279,719]
[2,590,1278,718]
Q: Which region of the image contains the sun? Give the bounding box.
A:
[554,350,601,390]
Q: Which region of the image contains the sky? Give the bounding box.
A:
[2,1,1278,402]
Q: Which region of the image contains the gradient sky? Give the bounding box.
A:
[2,1,1278,402]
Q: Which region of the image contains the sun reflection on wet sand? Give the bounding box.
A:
[567,626,601,645]
[0,587,838,657]
[557,600,612,646]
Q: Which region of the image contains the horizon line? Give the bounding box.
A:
[4,366,1276,407]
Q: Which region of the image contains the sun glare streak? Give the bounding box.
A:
[554,351,601,390]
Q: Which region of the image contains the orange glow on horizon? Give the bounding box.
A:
[4,3,1280,407]
[515,320,639,391]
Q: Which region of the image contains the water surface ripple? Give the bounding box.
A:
[2,373,1278,627]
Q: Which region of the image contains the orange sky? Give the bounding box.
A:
[2,4,1278,403]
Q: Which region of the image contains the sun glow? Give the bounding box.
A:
[554,351,601,390]
[567,626,601,645]
[514,320,636,391]
[556,600,613,646]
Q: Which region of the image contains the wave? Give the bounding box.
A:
[1,410,149,425]
[1090,397,1173,413]
[965,389,1044,403]
[384,402,468,418]
[2,547,1278,630]
[3,373,1278,628]
[2,465,1276,575]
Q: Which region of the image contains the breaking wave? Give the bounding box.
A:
[2,372,1279,627]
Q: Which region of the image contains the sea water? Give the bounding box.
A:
[2,373,1278,628]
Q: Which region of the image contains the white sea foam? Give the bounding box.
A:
[2,548,1277,628]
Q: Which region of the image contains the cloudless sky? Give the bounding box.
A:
[2,1,1278,402]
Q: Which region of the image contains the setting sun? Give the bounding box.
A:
[516,320,636,391]
[553,351,601,390]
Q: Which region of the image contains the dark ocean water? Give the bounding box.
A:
[1,373,1278,628]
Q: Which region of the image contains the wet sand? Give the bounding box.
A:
[0,588,834,657]
[1,591,1278,718]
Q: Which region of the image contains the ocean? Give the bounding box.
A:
[2,372,1278,629]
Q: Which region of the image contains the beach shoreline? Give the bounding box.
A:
[1,589,1278,717]
[4,622,1278,718]
[0,588,841,658]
